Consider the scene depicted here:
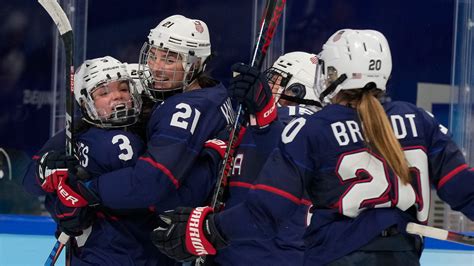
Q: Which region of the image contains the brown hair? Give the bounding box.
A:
[190,54,219,88]
[196,73,219,88]
[336,87,411,184]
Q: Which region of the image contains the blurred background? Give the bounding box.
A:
[0,0,473,263]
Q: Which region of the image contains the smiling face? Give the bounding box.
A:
[91,80,133,119]
[146,47,186,91]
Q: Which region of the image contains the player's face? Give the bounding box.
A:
[147,47,185,90]
[268,73,297,107]
[91,80,132,118]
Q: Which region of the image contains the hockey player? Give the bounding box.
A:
[151,29,474,265]
[23,56,177,265]
[207,51,320,265]
[267,52,321,113]
[71,14,238,211]
[33,14,255,251]
[150,52,320,264]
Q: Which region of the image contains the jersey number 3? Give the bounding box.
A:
[112,135,134,161]
[77,134,134,168]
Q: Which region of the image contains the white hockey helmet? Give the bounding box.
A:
[266,51,322,111]
[317,29,392,103]
[124,63,147,94]
[74,56,142,128]
[138,14,211,101]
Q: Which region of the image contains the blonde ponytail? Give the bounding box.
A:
[357,91,411,184]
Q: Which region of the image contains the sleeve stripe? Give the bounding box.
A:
[139,156,180,189]
[437,164,468,189]
[229,181,253,188]
[252,184,302,205]
[230,182,307,205]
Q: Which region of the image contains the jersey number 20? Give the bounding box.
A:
[282,117,431,223]
[337,148,430,223]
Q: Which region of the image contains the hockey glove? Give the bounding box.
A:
[61,165,101,207]
[36,150,78,193]
[37,151,99,207]
[151,207,228,262]
[228,63,277,127]
[51,198,95,237]
[202,125,247,158]
[201,126,247,183]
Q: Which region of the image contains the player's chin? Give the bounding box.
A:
[153,81,169,90]
[153,82,181,91]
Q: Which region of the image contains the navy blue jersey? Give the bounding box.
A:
[23,127,144,196]
[214,106,313,266]
[277,105,315,124]
[88,84,233,210]
[23,127,175,265]
[214,101,474,265]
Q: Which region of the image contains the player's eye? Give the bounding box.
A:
[118,82,130,92]
[148,52,157,61]
[164,56,178,64]
[92,86,109,98]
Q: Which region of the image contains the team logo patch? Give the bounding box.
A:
[194,21,204,33]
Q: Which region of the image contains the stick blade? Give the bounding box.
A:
[38,0,72,35]
[407,222,474,247]
[406,222,449,240]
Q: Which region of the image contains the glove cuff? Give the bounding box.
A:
[57,176,89,208]
[185,206,218,256]
[253,96,277,128]
[204,139,228,158]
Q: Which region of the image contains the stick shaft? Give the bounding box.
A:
[406,222,474,246]
[38,1,75,265]
[210,0,287,210]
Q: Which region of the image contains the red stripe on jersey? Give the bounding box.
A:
[229,181,253,188]
[139,157,179,189]
[437,164,468,189]
[230,182,307,205]
[32,155,40,160]
[252,184,302,205]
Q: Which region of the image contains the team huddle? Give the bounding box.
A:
[23,14,474,266]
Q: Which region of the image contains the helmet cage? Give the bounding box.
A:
[81,77,142,128]
[138,43,201,101]
[265,67,292,100]
[265,66,321,111]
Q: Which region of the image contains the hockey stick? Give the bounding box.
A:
[192,1,286,265]
[210,0,287,211]
[44,232,69,266]
[406,222,474,247]
[38,0,75,265]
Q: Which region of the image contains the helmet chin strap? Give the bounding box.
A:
[278,94,322,108]
[319,74,347,102]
